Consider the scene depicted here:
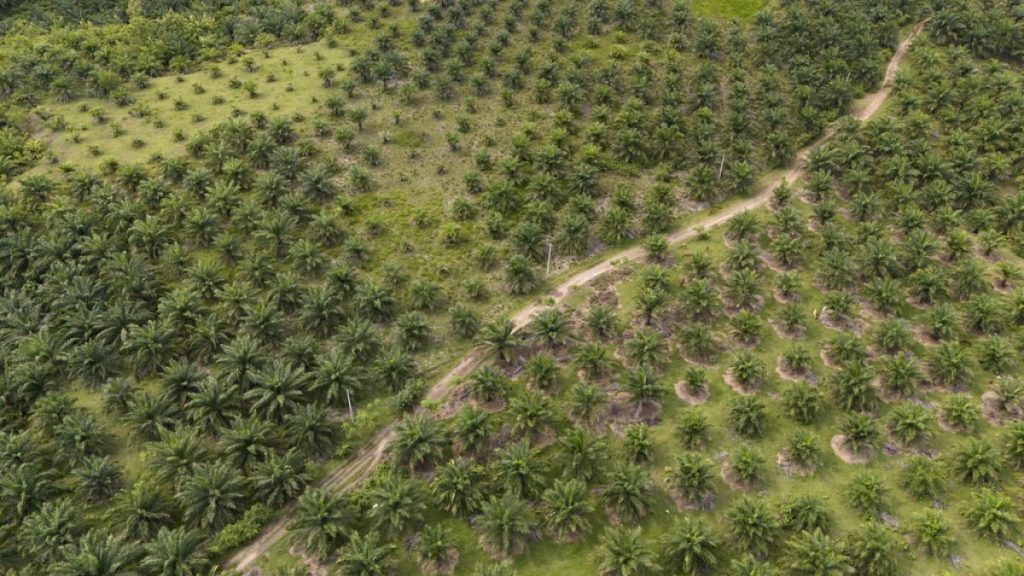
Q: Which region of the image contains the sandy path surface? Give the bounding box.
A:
[229,22,924,573]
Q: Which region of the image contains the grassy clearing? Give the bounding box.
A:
[689,0,769,21]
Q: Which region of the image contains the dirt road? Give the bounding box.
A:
[229,22,924,574]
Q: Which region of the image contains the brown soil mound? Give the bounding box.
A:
[723,369,755,396]
[674,381,709,405]
[777,451,816,477]
[830,434,871,464]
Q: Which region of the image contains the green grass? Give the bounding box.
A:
[689,0,769,20]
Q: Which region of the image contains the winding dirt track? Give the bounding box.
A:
[229,22,925,573]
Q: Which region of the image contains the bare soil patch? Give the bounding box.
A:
[776,357,817,384]
[723,369,755,396]
[674,381,710,405]
[831,434,872,464]
[777,451,816,477]
[669,488,715,512]
[720,461,755,492]
[981,390,1017,427]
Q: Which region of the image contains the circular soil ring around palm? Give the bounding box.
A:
[830,434,871,465]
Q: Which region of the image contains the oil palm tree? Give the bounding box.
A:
[784,529,851,576]
[781,383,822,425]
[311,348,368,409]
[477,493,535,559]
[1004,421,1024,470]
[666,452,715,508]
[872,318,912,354]
[950,439,1002,485]
[505,255,539,295]
[784,431,822,473]
[415,524,459,575]
[557,428,608,485]
[659,516,717,575]
[52,529,140,576]
[529,308,574,349]
[449,304,481,340]
[220,417,275,471]
[900,456,944,501]
[840,414,882,457]
[729,445,768,489]
[177,461,248,531]
[568,383,608,426]
[245,361,309,422]
[367,473,426,536]
[339,319,381,364]
[910,510,953,557]
[356,282,398,323]
[680,323,718,362]
[681,278,721,322]
[877,353,923,399]
[596,525,659,576]
[292,488,351,559]
[928,341,972,388]
[148,427,209,486]
[730,352,767,391]
[964,488,1019,540]
[829,363,877,413]
[624,367,665,414]
[524,353,560,391]
[575,342,617,381]
[727,393,768,438]
[107,479,174,541]
[623,329,666,369]
[887,402,933,446]
[847,472,887,517]
[140,527,209,576]
[731,310,765,345]
[431,458,485,517]
[780,494,831,533]
[467,366,511,404]
[253,449,311,508]
[337,531,395,576]
[285,403,340,460]
[601,463,653,524]
[374,347,418,394]
[508,391,555,441]
[127,392,178,444]
[728,269,762,310]
[586,305,620,340]
[16,498,80,567]
[493,442,546,500]
[727,496,777,558]
[941,394,981,432]
[184,377,240,433]
[541,478,594,542]
[391,414,446,471]
[481,318,520,365]
[449,406,493,456]
[845,522,901,576]
[215,334,266,391]
[635,287,667,326]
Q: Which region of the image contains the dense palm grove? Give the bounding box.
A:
[0,0,1023,575]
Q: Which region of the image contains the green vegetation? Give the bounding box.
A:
[1,0,1024,575]
[690,0,767,21]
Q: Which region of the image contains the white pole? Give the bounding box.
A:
[546,242,553,277]
[346,388,354,420]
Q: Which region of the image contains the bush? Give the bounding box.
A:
[208,504,274,556]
